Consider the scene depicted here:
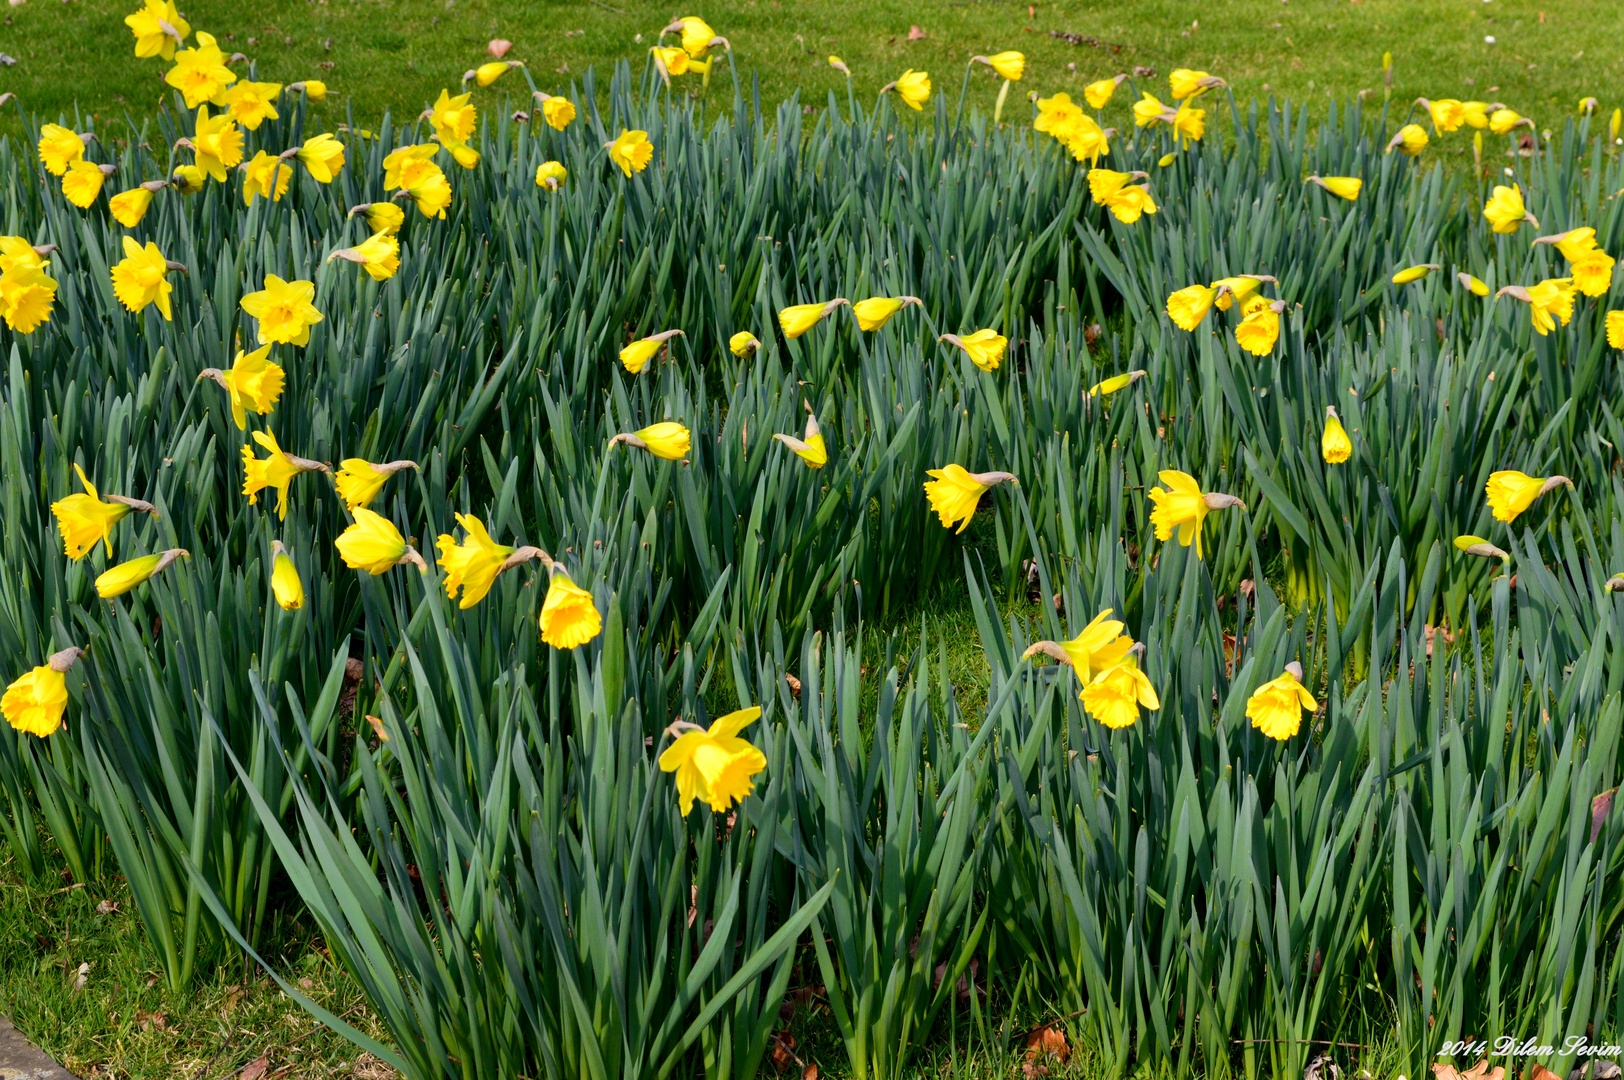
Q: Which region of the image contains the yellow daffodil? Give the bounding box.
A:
[96,548,187,598]
[110,236,182,320]
[1133,91,1172,128]
[395,159,453,219]
[1087,168,1140,204]
[1419,97,1466,133]
[241,275,323,346]
[1080,659,1159,729]
[172,164,206,194]
[165,31,237,108]
[37,124,88,175]
[665,15,719,59]
[217,80,281,129]
[242,429,327,520]
[124,0,189,61]
[1386,123,1429,156]
[1087,369,1146,398]
[51,464,156,560]
[829,56,851,77]
[185,107,245,181]
[1022,608,1136,689]
[1322,406,1352,464]
[852,295,921,331]
[658,706,769,816]
[1157,152,1177,168]
[1454,535,1510,561]
[532,92,576,131]
[1607,310,1624,349]
[0,237,51,277]
[1247,664,1317,740]
[973,51,1025,81]
[1171,102,1206,144]
[382,144,439,189]
[1485,470,1570,523]
[1083,74,1125,109]
[540,565,602,648]
[1234,297,1283,356]
[1483,184,1536,233]
[332,458,416,509]
[62,161,115,208]
[109,181,168,227]
[474,60,519,86]
[1461,101,1491,128]
[1307,174,1362,200]
[610,422,692,461]
[1211,274,1275,311]
[1166,283,1218,330]
[270,540,304,610]
[1489,108,1525,135]
[1034,92,1080,134]
[652,46,691,77]
[328,232,400,281]
[199,343,285,430]
[1535,227,1599,263]
[351,201,405,235]
[940,329,1008,371]
[1496,278,1575,335]
[1147,470,1243,560]
[240,151,292,205]
[536,160,567,191]
[1569,251,1615,297]
[0,263,58,335]
[426,88,477,148]
[1065,116,1111,164]
[295,133,345,182]
[779,298,848,339]
[619,329,684,374]
[923,465,1016,534]
[607,129,654,176]
[1391,263,1441,285]
[2,648,86,738]
[729,330,761,357]
[335,507,424,575]
[886,69,931,112]
[291,79,326,101]
[436,513,532,608]
[1459,272,1491,296]
[1102,185,1156,223]
[1169,68,1224,100]
[772,413,827,468]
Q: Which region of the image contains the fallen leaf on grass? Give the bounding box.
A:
[770,1031,797,1070]
[802,1066,818,1080]
[487,38,512,58]
[95,898,119,915]
[1433,1061,1505,1080]
[1525,1066,1562,1080]
[135,1010,168,1032]
[907,24,926,39]
[239,1054,269,1080]
[72,962,89,990]
[1025,1023,1071,1063]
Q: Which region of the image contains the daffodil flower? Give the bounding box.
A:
[1147,470,1244,559]
[1083,74,1127,109]
[110,237,185,320]
[1458,272,1491,296]
[1087,168,1144,204]
[393,159,453,218]
[296,133,346,183]
[1022,608,1136,690]
[1483,184,1537,234]
[333,458,417,509]
[1322,406,1352,464]
[37,124,91,175]
[606,129,654,176]
[1169,68,1225,100]
[349,202,405,236]
[1087,370,1146,399]
[532,92,577,131]
[62,161,117,208]
[939,329,1008,371]
[1485,470,1571,523]
[2,647,86,738]
[0,262,58,334]
[123,0,189,61]
[851,295,921,331]
[882,69,931,111]
[1416,97,1467,133]
[270,540,305,610]
[288,79,327,101]
[240,275,324,346]
[1454,535,1510,561]
[535,160,567,191]
[472,60,521,86]
[972,51,1025,81]
[335,508,427,575]
[109,180,170,228]
[50,464,157,560]
[165,31,237,108]
[779,298,848,339]
[1101,185,1157,223]
[1607,310,1624,350]
[1246,662,1317,741]
[242,429,328,520]
[218,80,282,130]
[773,411,827,468]
[96,548,188,598]
[1210,274,1276,311]
[328,233,401,281]
[1391,263,1441,285]
[198,344,285,430]
[619,329,684,374]
[540,564,602,648]
[436,513,545,608]
[1080,659,1159,729]
[923,465,1017,534]
[1165,283,1220,330]
[729,331,761,357]
[1234,297,1285,356]
[663,15,721,59]
[1495,279,1575,335]
[1386,123,1429,156]
[658,706,768,816]
[1306,174,1362,201]
[610,422,692,461]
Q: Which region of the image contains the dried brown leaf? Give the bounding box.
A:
[1025,1024,1071,1063]
[487,38,512,58]
[239,1055,270,1080]
[907,24,926,39]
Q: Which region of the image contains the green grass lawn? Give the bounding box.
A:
[4,0,1622,138]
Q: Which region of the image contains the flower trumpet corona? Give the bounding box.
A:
[1022,608,1136,688]
[110,237,184,320]
[1080,657,1160,729]
[164,31,237,108]
[924,465,1017,534]
[1234,297,1285,356]
[1495,279,1575,336]
[1608,310,1624,349]
[1485,470,1571,523]
[779,298,848,339]
[658,706,769,815]
[1386,123,1429,155]
[610,422,692,462]
[1211,274,1276,311]
[392,159,453,219]
[296,133,346,182]
[1087,168,1148,203]
[606,129,654,176]
[333,458,417,509]
[1169,68,1225,100]
[1458,273,1491,296]
[124,0,189,61]
[242,429,328,521]
[179,107,243,181]
[1088,369,1147,398]
[51,464,157,560]
[939,329,1008,371]
[1166,283,1222,330]
[1247,662,1317,741]
[335,508,426,575]
[240,275,324,346]
[1454,535,1510,561]
[198,343,285,430]
[881,69,932,111]
[38,125,91,175]
[540,564,602,649]
[218,80,282,130]
[1322,406,1352,464]
[972,51,1025,81]
[1391,263,1441,285]
[532,92,577,131]
[270,540,304,610]
[535,161,567,190]
[1084,74,1127,109]
[729,330,761,356]
[772,411,827,468]
[1147,470,1243,559]
[96,549,188,599]
[3,648,86,738]
[1306,174,1362,201]
[852,295,921,331]
[436,514,545,608]
[109,180,170,227]
[619,329,684,374]
[1483,183,1537,233]
[62,162,117,208]
[328,233,401,281]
